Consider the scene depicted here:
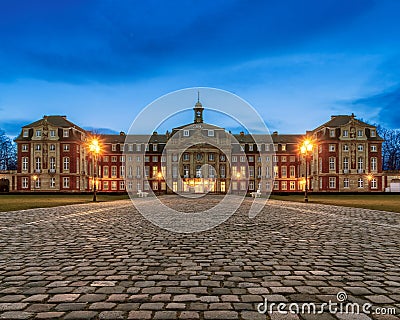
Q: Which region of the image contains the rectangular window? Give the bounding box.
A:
[371,178,377,189]
[35,144,41,151]
[119,181,125,190]
[49,144,55,151]
[273,181,279,190]
[248,156,254,162]
[273,166,279,178]
[111,181,117,190]
[329,157,335,171]
[343,130,349,137]
[50,130,56,137]
[128,144,133,152]
[183,130,189,137]
[152,144,157,151]
[172,166,178,178]
[23,129,29,137]
[152,166,158,177]
[249,166,254,177]
[358,144,363,151]
[343,178,349,188]
[329,177,336,189]
[220,165,226,178]
[112,144,117,151]
[249,181,255,190]
[103,166,109,178]
[290,181,296,190]
[136,156,141,162]
[111,166,117,178]
[22,157,28,171]
[120,156,125,162]
[152,156,158,162]
[281,181,287,190]
[208,153,214,161]
[136,166,141,177]
[22,177,28,188]
[273,156,278,163]
[343,157,349,171]
[343,144,349,151]
[265,144,270,151]
[232,156,237,162]
[357,130,363,137]
[209,166,216,178]
[330,129,335,137]
[240,166,246,177]
[145,156,150,162]
[63,129,69,137]
[371,157,377,171]
[371,130,376,137]
[22,144,28,152]
[63,177,70,188]
[103,181,109,190]
[358,178,364,188]
[371,145,377,152]
[136,144,141,152]
[281,156,286,162]
[290,166,295,178]
[50,157,56,170]
[281,166,287,178]
[152,181,158,190]
[111,156,117,162]
[220,154,226,161]
[249,144,253,151]
[232,181,238,190]
[50,177,55,188]
[358,157,363,171]
[240,181,246,190]
[240,156,246,162]
[240,145,245,152]
[329,144,335,152]
[63,144,69,151]
[103,156,109,162]
[35,177,40,188]
[208,130,214,137]
[290,156,295,162]
[63,157,69,171]
[232,166,237,177]
[281,144,286,151]
[183,153,190,161]
[35,157,41,171]
[120,166,125,178]
[36,130,42,137]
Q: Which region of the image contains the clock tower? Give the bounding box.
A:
[193,93,204,124]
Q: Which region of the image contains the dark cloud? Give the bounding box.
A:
[352,86,400,129]
[0,0,375,83]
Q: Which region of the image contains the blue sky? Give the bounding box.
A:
[1,0,400,137]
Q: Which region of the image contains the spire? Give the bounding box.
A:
[193,93,204,124]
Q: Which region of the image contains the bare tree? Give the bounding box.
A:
[377,125,400,170]
[0,129,17,170]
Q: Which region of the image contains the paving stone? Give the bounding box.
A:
[153,311,177,319]
[64,311,98,319]
[0,311,33,319]
[48,294,80,303]
[204,310,239,319]
[35,311,65,319]
[98,311,126,319]
[0,303,28,311]
[127,310,152,319]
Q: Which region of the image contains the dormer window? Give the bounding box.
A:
[63,129,69,137]
[50,130,56,137]
[343,130,349,137]
[281,144,286,151]
[357,130,363,137]
[249,145,254,151]
[207,130,214,137]
[330,129,335,137]
[23,129,29,137]
[183,130,189,137]
[371,130,376,137]
[36,130,42,137]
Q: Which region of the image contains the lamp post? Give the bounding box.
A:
[367,174,373,190]
[300,139,314,203]
[89,139,101,202]
[236,172,241,195]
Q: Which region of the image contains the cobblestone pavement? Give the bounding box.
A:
[0,196,399,320]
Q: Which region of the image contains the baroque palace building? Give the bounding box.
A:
[14,99,384,193]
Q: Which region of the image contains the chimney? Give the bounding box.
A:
[119,131,126,136]
[273,131,278,135]
[240,131,244,136]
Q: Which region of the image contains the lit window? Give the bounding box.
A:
[111,181,117,190]
[290,181,296,190]
[281,156,286,162]
[22,177,28,188]
[281,181,287,190]
[281,144,286,151]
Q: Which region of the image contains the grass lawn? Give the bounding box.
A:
[0,194,129,212]
[270,194,400,213]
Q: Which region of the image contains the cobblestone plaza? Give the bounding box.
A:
[0,196,399,319]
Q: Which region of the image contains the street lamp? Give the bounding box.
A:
[88,138,101,202]
[367,174,373,189]
[300,139,314,203]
